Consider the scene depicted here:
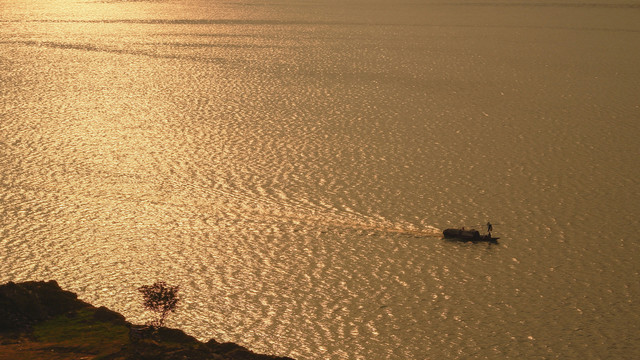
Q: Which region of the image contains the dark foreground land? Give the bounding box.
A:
[0,280,294,360]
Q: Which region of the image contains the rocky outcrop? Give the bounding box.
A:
[0,280,91,332]
[0,281,294,360]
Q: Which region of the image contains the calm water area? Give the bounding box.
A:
[1,0,640,358]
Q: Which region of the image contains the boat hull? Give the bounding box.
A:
[443,228,498,243]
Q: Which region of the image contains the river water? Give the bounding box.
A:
[1,0,639,358]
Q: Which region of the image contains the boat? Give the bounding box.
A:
[442,228,499,243]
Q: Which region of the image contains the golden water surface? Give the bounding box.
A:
[1,1,640,359]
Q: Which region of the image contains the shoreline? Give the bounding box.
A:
[0,280,294,360]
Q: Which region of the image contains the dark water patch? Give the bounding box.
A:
[428,23,640,34]
[6,18,352,26]
[152,33,257,38]
[144,41,292,50]
[3,18,639,34]
[439,2,640,9]
[0,40,226,63]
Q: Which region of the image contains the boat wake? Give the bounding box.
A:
[196,200,442,239]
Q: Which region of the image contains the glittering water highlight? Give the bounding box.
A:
[1,0,640,359]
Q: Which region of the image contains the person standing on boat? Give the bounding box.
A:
[487,222,493,235]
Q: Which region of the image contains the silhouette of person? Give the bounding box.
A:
[487,222,493,234]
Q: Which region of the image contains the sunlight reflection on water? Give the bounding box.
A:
[1,0,640,359]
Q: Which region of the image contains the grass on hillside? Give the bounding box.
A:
[31,308,129,358]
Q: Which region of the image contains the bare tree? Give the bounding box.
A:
[138,281,180,328]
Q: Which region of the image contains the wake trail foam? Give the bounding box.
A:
[164,177,442,238]
[228,207,442,238]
